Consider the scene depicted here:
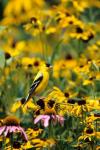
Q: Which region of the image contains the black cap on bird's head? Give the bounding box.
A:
[46,63,51,67]
[45,63,53,69]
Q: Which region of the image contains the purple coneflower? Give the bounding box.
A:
[0,116,28,141]
[34,113,64,127]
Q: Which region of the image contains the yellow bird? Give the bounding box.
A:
[23,63,52,105]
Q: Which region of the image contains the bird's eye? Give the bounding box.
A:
[46,63,51,67]
[5,52,11,59]
[20,98,26,104]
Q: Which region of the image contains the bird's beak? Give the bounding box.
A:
[49,65,53,69]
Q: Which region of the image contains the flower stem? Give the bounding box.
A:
[95,120,97,145]
[2,135,5,150]
[81,106,84,123]
[10,133,13,150]
[48,120,54,138]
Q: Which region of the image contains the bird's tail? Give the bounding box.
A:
[22,94,30,106]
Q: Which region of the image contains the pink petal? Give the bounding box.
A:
[43,116,50,127]
[9,126,13,133]
[52,115,57,125]
[18,126,28,141]
[10,126,18,133]
[0,126,6,135]
[4,126,10,136]
[56,115,64,126]
[51,115,55,119]
[34,115,50,127]
[34,115,45,124]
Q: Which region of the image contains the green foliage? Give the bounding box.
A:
[0,50,5,69]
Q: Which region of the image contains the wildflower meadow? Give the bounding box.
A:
[0,0,100,149]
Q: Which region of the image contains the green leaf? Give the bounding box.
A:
[0,50,5,69]
[50,39,63,63]
[90,61,99,72]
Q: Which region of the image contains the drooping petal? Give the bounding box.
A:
[0,126,6,135]
[56,115,64,126]
[34,115,50,127]
[52,115,57,125]
[9,126,14,133]
[34,115,45,124]
[10,126,18,133]
[18,126,28,141]
[43,116,50,127]
[4,126,10,136]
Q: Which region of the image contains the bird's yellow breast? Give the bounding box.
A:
[34,70,49,95]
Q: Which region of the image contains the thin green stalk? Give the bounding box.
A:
[50,39,63,63]
[10,133,13,150]
[81,106,84,124]
[44,34,48,62]
[39,32,46,61]
[2,134,5,150]
[96,120,98,132]
[95,120,97,145]
[90,143,94,150]
[48,120,54,138]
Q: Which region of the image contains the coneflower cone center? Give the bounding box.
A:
[3,116,20,126]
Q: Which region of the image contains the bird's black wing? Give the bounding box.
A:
[29,74,43,95]
[23,73,43,105]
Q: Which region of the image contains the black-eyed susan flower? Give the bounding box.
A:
[11,98,38,114]
[26,128,43,140]
[31,138,56,149]
[72,0,89,12]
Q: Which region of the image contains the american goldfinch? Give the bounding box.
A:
[24,63,52,105]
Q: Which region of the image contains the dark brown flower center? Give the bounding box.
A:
[45,0,61,6]
[69,21,73,24]
[77,99,86,105]
[37,99,45,109]
[30,17,37,23]
[28,64,33,68]
[13,141,21,149]
[82,33,94,43]
[67,99,75,104]
[47,100,55,108]
[65,54,73,60]
[34,127,39,131]
[64,92,69,97]
[79,65,84,68]
[94,113,100,117]
[34,61,39,67]
[86,128,93,134]
[35,110,41,115]
[76,27,83,33]
[65,12,70,17]
[89,76,96,81]
[3,116,20,126]
[56,17,62,22]
[11,40,17,48]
